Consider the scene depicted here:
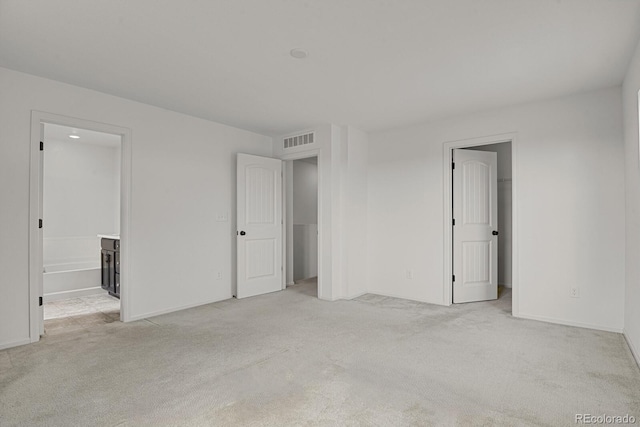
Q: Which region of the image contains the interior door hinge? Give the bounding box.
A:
[40,141,44,151]
[39,297,43,306]
[452,162,455,169]
[452,275,455,282]
[39,219,43,229]
[452,218,455,226]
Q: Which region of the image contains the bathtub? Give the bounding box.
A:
[43,261,104,302]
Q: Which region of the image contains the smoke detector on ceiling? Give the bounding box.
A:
[290,48,308,59]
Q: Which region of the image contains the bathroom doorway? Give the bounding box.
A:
[29,112,132,342]
[41,124,122,333]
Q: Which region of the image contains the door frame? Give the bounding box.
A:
[442,133,519,315]
[284,155,319,289]
[280,149,323,299]
[29,111,133,342]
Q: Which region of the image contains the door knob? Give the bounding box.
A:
[240,231,246,236]
[492,230,499,236]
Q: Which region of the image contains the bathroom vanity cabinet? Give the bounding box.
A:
[100,237,120,298]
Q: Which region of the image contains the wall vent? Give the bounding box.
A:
[284,132,314,149]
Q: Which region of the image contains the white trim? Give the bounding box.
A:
[29,116,41,342]
[624,330,640,369]
[442,133,519,315]
[44,265,99,274]
[518,313,623,334]
[284,161,292,291]
[128,295,231,322]
[637,89,640,166]
[0,338,31,351]
[278,148,324,300]
[361,291,441,305]
[29,111,133,347]
[341,291,367,300]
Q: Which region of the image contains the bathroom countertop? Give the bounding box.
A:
[98,234,120,240]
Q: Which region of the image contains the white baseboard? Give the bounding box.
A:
[127,295,232,322]
[623,330,640,370]
[517,312,623,333]
[0,338,31,351]
[44,286,105,303]
[363,290,445,306]
[342,291,367,300]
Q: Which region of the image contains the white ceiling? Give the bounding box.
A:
[44,123,121,147]
[1,0,639,136]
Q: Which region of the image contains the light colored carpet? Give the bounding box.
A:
[1,282,638,426]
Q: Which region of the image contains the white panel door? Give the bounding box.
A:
[237,153,283,299]
[453,149,498,303]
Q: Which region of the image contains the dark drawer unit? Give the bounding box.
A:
[101,238,120,298]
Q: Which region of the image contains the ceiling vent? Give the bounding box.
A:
[284,132,314,149]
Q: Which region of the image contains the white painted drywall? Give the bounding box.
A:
[0,67,271,349]
[466,143,512,287]
[292,159,318,281]
[292,160,318,224]
[367,87,625,332]
[293,224,318,281]
[344,126,368,299]
[43,137,119,268]
[623,38,640,362]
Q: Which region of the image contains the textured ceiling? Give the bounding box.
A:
[1,0,639,136]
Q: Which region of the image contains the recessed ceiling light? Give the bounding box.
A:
[68,135,80,139]
[290,48,308,59]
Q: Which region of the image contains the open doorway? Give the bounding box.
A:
[41,124,122,333]
[285,156,319,297]
[443,133,518,315]
[29,112,131,343]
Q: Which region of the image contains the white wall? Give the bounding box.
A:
[368,86,625,332]
[344,126,368,298]
[293,160,318,224]
[0,67,271,349]
[292,159,318,281]
[43,136,119,268]
[467,143,512,287]
[293,224,318,281]
[623,39,640,364]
